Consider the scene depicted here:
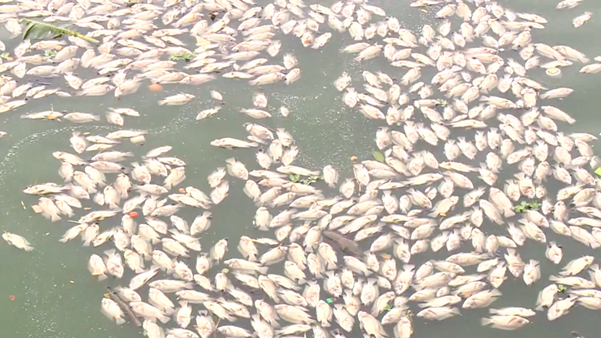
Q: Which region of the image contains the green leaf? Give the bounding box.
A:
[20,19,99,44]
[288,174,300,183]
[372,151,385,162]
[595,167,601,177]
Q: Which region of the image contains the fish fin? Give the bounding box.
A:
[115,317,126,325]
[158,314,170,324]
[24,245,34,252]
[98,274,108,281]
[104,249,116,256]
[31,205,42,213]
[481,318,492,326]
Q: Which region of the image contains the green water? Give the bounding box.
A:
[1,0,601,337]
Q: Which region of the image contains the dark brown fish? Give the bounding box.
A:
[323,230,361,256]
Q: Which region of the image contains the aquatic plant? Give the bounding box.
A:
[169,52,197,62]
[20,19,99,44]
[43,50,57,58]
[289,174,321,185]
[513,200,542,213]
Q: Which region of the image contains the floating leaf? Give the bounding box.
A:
[558,284,567,293]
[595,167,601,177]
[20,19,99,44]
[372,150,385,162]
[288,174,300,183]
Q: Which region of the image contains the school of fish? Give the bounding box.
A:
[3,0,601,337]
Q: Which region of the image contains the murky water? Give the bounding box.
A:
[2,0,601,337]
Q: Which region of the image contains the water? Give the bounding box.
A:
[1,0,601,337]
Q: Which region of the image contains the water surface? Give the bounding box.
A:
[2,0,601,337]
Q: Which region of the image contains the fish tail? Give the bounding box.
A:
[481,317,492,326]
[50,213,62,222]
[504,209,516,217]
[98,274,108,281]
[115,317,126,325]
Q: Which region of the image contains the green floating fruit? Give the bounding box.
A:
[325,298,333,304]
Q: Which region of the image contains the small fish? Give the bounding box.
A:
[2,232,34,251]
